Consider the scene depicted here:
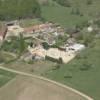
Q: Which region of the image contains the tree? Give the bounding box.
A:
[58,58,63,64]
[18,34,26,56]
[75,8,81,15]
[71,7,82,16]
[42,42,50,50]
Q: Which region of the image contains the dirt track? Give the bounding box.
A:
[0,75,88,100]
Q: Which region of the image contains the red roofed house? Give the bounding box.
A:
[24,23,53,34]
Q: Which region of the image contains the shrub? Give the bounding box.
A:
[64,72,72,79]
[52,64,61,70]
[42,42,50,50]
[86,0,93,5]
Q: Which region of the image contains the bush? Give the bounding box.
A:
[86,0,93,5]
[80,61,92,71]
[64,72,72,79]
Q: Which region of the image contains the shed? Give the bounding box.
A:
[66,43,85,52]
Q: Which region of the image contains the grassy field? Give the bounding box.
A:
[3,60,56,75]
[44,39,100,100]
[41,0,100,28]
[0,69,15,87]
[0,75,88,100]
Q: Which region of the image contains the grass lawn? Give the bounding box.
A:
[44,39,100,100]
[41,0,100,28]
[0,69,16,87]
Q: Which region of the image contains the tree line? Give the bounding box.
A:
[53,0,71,7]
[0,0,41,21]
[53,0,93,7]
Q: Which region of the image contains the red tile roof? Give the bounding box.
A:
[24,23,52,33]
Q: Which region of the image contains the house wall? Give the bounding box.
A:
[0,36,3,41]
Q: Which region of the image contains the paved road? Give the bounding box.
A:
[0,65,93,100]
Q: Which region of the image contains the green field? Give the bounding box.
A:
[44,39,100,100]
[0,69,15,87]
[41,0,100,28]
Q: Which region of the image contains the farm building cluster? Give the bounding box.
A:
[0,21,85,63]
[24,43,85,63]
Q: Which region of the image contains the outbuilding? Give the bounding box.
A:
[66,43,85,52]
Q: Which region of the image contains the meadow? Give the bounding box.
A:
[41,0,100,28]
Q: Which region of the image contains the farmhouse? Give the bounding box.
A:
[4,21,64,43]
[24,22,64,37]
[24,23,53,34]
[28,45,46,60]
[6,22,24,39]
[23,22,64,45]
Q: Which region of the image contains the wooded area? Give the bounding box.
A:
[0,0,41,20]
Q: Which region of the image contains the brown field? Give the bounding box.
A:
[0,75,87,100]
